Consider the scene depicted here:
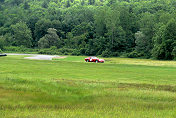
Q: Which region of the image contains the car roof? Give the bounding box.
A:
[90,56,98,58]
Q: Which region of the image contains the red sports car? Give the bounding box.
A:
[85,57,105,63]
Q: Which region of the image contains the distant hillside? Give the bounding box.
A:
[0,0,176,59]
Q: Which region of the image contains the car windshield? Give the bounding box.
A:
[91,57,98,59]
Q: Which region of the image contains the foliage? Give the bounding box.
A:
[152,19,176,60]
[0,0,175,60]
[0,36,5,49]
[0,49,3,53]
[38,47,75,55]
[11,22,33,48]
[38,28,60,48]
[101,49,112,57]
[172,47,176,60]
[3,46,38,53]
[127,50,143,58]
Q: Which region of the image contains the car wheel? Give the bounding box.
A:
[96,60,98,63]
[86,60,89,62]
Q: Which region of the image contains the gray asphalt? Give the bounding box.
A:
[7,53,59,60]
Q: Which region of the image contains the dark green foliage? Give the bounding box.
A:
[24,1,30,9]
[0,0,5,3]
[101,50,112,57]
[127,50,143,58]
[11,22,33,48]
[7,0,23,6]
[44,28,60,48]
[66,0,71,7]
[42,1,48,8]
[38,27,61,49]
[152,19,176,60]
[81,0,85,5]
[172,47,176,60]
[39,47,75,55]
[34,19,52,42]
[71,49,81,56]
[0,49,3,53]
[3,46,38,52]
[38,37,49,48]
[0,0,175,60]
[134,31,150,58]
[88,0,95,5]
[0,36,5,49]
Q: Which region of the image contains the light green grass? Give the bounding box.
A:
[0,55,176,118]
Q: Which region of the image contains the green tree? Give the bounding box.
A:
[152,19,176,60]
[94,7,106,37]
[136,12,156,57]
[11,22,32,47]
[105,7,120,45]
[66,32,73,48]
[24,1,30,9]
[38,28,60,48]
[45,28,60,47]
[172,47,176,60]
[105,6,126,53]
[34,19,52,42]
[5,0,23,6]
[0,36,5,49]
[134,31,148,57]
[88,0,95,5]
[42,1,48,8]
[38,37,49,48]
[66,0,71,8]
[119,6,137,50]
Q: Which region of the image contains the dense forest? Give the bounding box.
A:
[0,0,176,60]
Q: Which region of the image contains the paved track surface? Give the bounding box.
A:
[7,53,59,60]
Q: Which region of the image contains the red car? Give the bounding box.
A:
[85,56,105,63]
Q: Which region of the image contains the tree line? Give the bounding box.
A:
[0,0,176,60]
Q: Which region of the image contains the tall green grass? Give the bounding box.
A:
[0,55,176,117]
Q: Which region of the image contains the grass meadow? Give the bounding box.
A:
[0,55,176,117]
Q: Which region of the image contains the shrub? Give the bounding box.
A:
[39,48,61,55]
[80,48,86,55]
[112,52,119,57]
[50,46,57,51]
[58,48,74,55]
[3,46,38,53]
[101,50,112,57]
[4,46,21,52]
[39,47,75,55]
[72,49,81,56]
[0,49,3,53]
[172,47,176,60]
[0,36,5,49]
[127,50,142,58]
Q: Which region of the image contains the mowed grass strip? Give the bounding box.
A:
[0,55,176,117]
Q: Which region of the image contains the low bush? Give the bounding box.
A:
[127,51,142,58]
[38,48,60,55]
[0,49,3,53]
[172,47,176,60]
[101,50,112,57]
[39,47,75,55]
[3,46,38,53]
[58,48,74,55]
[72,49,81,56]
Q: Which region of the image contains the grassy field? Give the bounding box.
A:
[0,55,176,118]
